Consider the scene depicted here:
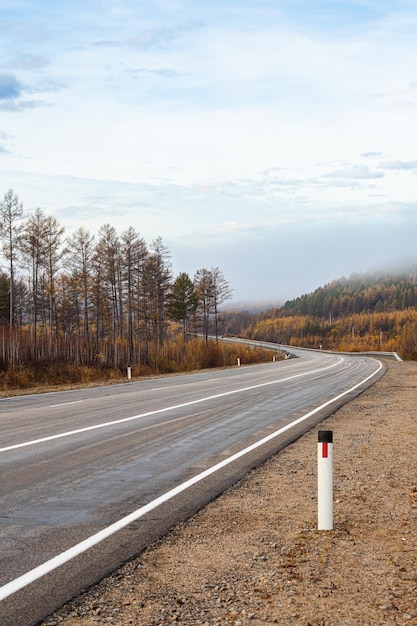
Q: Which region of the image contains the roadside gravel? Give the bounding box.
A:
[42,359,417,626]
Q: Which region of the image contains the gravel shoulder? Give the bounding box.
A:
[43,359,417,626]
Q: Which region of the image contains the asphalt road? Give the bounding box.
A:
[0,346,384,625]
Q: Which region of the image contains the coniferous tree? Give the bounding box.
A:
[168,272,198,343]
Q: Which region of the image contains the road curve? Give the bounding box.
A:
[0,345,384,625]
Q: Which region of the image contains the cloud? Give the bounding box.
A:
[0,131,11,154]
[379,160,417,171]
[361,151,383,159]
[0,131,12,154]
[9,54,49,71]
[28,79,66,95]
[128,21,204,50]
[312,164,385,189]
[0,71,56,111]
[52,190,155,229]
[131,67,184,79]
[92,40,123,49]
[2,2,417,304]
[0,73,23,100]
[320,165,385,180]
[0,98,50,112]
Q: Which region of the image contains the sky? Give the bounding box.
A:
[1,1,417,306]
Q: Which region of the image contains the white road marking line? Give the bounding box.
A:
[0,359,383,601]
[151,377,218,390]
[0,358,344,454]
[50,401,84,408]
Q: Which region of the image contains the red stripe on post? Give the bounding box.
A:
[322,441,328,458]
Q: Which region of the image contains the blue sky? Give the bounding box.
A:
[1,1,417,305]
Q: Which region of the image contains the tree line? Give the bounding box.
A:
[0,189,233,372]
[281,270,417,318]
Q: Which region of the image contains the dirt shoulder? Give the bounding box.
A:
[43,359,417,626]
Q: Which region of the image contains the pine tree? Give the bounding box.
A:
[168,272,198,343]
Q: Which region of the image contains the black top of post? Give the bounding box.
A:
[318,430,333,443]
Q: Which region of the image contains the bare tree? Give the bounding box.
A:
[0,189,24,325]
[44,215,66,343]
[194,268,214,341]
[145,237,172,357]
[121,227,148,364]
[194,267,232,341]
[66,227,95,344]
[0,192,234,372]
[20,208,49,357]
[93,225,123,364]
[210,266,233,341]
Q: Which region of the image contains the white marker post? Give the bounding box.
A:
[318,430,333,530]
[127,366,132,380]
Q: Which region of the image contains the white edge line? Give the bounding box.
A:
[1,357,344,453]
[0,359,383,602]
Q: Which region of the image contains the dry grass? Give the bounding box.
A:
[0,341,278,397]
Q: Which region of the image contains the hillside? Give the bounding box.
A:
[222,267,417,359]
[281,267,417,318]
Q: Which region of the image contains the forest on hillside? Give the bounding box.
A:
[281,270,417,317]
[0,189,276,387]
[222,269,417,360]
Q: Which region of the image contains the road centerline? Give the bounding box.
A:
[49,400,84,408]
[0,358,344,454]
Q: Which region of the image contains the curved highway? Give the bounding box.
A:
[0,344,384,625]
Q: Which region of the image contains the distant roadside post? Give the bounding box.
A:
[318,430,333,530]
